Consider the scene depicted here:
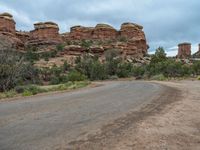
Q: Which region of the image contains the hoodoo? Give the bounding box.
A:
[92,24,117,40]
[178,42,191,59]
[0,12,149,59]
[0,13,16,34]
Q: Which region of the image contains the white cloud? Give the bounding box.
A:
[0,0,199,51]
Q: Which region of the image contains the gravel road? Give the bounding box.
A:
[0,81,172,150]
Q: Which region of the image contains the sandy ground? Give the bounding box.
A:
[69,80,200,150]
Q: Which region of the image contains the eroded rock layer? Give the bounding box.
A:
[28,22,62,46]
[62,22,148,58]
[0,12,149,59]
[0,13,24,50]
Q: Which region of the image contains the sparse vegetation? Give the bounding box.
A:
[56,44,65,51]
[81,40,93,48]
[1,45,200,100]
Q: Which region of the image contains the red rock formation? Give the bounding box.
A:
[119,23,144,39]
[70,26,94,40]
[92,24,117,40]
[62,45,86,56]
[119,23,148,57]
[16,31,30,43]
[0,13,16,34]
[0,12,149,59]
[62,22,148,58]
[29,22,62,46]
[178,42,191,58]
[0,13,24,50]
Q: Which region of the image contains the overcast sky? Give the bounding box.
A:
[0,0,199,55]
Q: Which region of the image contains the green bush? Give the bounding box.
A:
[19,85,46,95]
[192,61,200,75]
[56,44,65,51]
[0,50,25,91]
[22,90,33,97]
[0,90,17,99]
[25,50,39,62]
[67,71,87,82]
[50,76,61,85]
[81,40,93,48]
[118,37,127,42]
[117,62,133,78]
[90,61,108,80]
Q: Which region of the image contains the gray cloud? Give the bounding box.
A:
[0,0,199,54]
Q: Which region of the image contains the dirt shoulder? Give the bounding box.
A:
[68,80,200,150]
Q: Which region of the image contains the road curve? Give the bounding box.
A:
[0,81,169,150]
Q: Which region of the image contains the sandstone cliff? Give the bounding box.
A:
[0,12,149,61]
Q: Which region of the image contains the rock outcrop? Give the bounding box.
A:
[69,26,94,40]
[0,12,149,60]
[0,13,24,50]
[0,13,16,33]
[92,24,117,40]
[178,42,191,59]
[62,22,148,58]
[28,22,62,46]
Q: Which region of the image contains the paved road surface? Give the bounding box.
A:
[0,81,168,150]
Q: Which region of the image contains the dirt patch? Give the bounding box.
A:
[110,81,200,150]
[66,84,183,149]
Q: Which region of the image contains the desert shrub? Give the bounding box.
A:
[67,71,87,82]
[56,44,65,51]
[20,85,46,95]
[50,76,61,85]
[192,61,200,75]
[75,54,108,80]
[75,54,96,78]
[0,90,17,99]
[116,62,133,78]
[119,36,127,42]
[25,49,39,62]
[90,61,108,80]
[132,65,146,77]
[150,47,167,64]
[0,49,25,91]
[62,61,70,72]
[105,49,121,76]
[81,40,93,48]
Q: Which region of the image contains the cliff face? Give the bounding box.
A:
[0,12,149,60]
[28,22,62,47]
[0,13,24,50]
[62,22,148,58]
